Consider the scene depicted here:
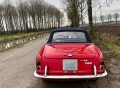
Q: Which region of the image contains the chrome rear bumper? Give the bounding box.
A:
[34,71,107,79]
[34,65,107,79]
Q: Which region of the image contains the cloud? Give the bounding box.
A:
[45,0,61,8]
[110,9,120,13]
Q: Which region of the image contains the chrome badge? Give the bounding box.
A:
[64,53,76,57]
[67,53,73,57]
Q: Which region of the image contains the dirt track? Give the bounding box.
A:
[0,35,119,88]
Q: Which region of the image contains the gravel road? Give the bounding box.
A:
[0,36,119,88]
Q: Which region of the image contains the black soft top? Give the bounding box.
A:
[47,28,92,44]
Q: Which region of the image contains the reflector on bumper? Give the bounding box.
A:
[34,71,107,79]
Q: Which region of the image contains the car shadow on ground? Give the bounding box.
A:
[31,79,87,88]
[28,79,97,88]
[28,78,111,88]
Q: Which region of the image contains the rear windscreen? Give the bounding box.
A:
[52,31,87,43]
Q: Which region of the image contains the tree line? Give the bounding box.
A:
[62,0,87,27]
[62,0,118,27]
[0,0,63,35]
[93,13,120,25]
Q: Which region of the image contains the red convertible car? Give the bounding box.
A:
[34,28,107,80]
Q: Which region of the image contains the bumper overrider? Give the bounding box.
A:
[34,65,107,79]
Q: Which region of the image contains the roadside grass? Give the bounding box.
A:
[0,41,29,53]
[0,30,51,43]
[106,43,120,54]
[0,34,24,39]
[0,30,51,52]
[94,32,120,59]
[0,31,47,39]
[95,32,120,46]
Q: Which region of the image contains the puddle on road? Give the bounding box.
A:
[0,34,48,52]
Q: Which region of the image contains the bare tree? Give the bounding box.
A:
[114,13,119,24]
[0,5,4,34]
[0,0,63,34]
[79,0,87,27]
[107,14,112,24]
[62,0,81,27]
[3,0,14,34]
[100,15,105,24]
[87,0,93,28]
[93,16,97,26]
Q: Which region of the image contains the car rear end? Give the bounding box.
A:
[34,28,107,80]
[34,44,107,80]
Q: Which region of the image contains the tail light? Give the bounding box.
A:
[36,54,41,70]
[99,54,104,70]
[99,54,104,65]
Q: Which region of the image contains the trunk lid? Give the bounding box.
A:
[44,43,96,59]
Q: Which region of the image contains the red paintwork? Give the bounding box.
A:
[45,44,96,59]
[36,43,104,79]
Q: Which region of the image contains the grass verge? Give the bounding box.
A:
[0,30,51,43]
[95,40,119,58]
[0,31,50,53]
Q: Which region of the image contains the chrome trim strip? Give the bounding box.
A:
[44,65,47,77]
[94,65,97,76]
[34,71,107,79]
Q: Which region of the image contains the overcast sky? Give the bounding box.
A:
[47,0,120,15]
[0,0,120,15]
[0,0,120,23]
[45,0,120,23]
[45,0,61,9]
[93,0,120,15]
[0,0,120,14]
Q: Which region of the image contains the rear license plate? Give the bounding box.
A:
[63,59,78,71]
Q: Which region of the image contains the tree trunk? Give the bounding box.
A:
[116,18,117,24]
[87,0,94,39]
